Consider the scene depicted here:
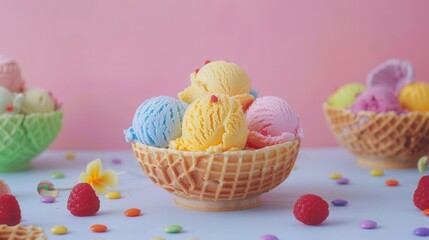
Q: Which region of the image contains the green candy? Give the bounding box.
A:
[418,156,428,173]
[51,171,64,179]
[164,225,182,234]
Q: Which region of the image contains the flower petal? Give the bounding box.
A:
[78,172,92,183]
[91,181,107,194]
[98,170,118,187]
[86,158,102,178]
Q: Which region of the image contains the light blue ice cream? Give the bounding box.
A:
[124,96,188,148]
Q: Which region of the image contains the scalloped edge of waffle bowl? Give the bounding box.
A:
[0,111,63,172]
[0,224,47,240]
[132,140,300,211]
[323,103,429,169]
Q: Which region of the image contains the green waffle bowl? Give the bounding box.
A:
[0,111,63,172]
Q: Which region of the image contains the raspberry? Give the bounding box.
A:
[0,194,21,226]
[67,183,100,216]
[418,175,429,188]
[414,176,429,210]
[293,194,329,225]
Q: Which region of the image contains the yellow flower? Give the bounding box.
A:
[79,158,118,194]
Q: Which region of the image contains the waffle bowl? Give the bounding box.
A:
[0,111,63,172]
[131,140,300,211]
[0,225,47,240]
[323,103,429,169]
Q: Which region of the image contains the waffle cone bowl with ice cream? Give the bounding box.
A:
[0,56,62,172]
[324,59,429,169]
[126,60,303,211]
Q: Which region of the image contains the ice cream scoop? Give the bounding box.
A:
[21,87,56,113]
[178,60,254,110]
[349,86,402,114]
[0,56,25,92]
[0,86,13,114]
[367,59,414,95]
[399,82,429,112]
[170,94,248,152]
[124,96,188,148]
[246,96,303,148]
[328,83,366,108]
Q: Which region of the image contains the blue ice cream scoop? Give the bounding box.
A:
[124,96,188,148]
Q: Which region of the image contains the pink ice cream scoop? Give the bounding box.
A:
[366,59,414,95]
[0,180,11,195]
[0,56,25,92]
[246,96,303,148]
[349,86,402,114]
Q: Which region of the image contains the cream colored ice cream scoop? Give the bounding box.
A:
[170,94,248,152]
[178,60,254,110]
[21,87,55,113]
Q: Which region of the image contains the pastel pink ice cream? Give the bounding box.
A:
[246,96,303,148]
[349,86,402,114]
[0,56,25,92]
[366,59,414,95]
[0,180,11,195]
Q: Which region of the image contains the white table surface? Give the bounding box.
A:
[0,148,425,240]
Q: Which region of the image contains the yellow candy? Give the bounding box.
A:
[330,173,342,180]
[51,225,68,235]
[65,152,76,160]
[370,169,384,177]
[150,238,166,240]
[105,191,121,199]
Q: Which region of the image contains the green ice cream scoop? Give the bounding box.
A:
[328,83,366,108]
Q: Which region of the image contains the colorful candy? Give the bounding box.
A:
[51,225,68,235]
[111,158,122,165]
[385,179,399,186]
[105,191,121,199]
[124,208,141,217]
[164,225,182,233]
[337,177,349,185]
[37,181,59,197]
[414,227,429,236]
[41,196,55,203]
[330,173,342,180]
[331,199,348,206]
[360,220,377,229]
[260,234,279,240]
[90,224,107,233]
[370,169,384,177]
[51,171,64,179]
[65,152,76,160]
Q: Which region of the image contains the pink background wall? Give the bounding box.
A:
[1,0,428,150]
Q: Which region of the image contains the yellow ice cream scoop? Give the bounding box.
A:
[327,83,365,108]
[399,82,429,111]
[170,94,248,153]
[178,60,254,110]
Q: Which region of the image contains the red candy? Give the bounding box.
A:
[204,60,211,64]
[210,95,218,103]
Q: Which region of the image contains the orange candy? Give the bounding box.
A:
[90,224,107,233]
[124,208,141,217]
[385,179,399,186]
[423,209,429,216]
